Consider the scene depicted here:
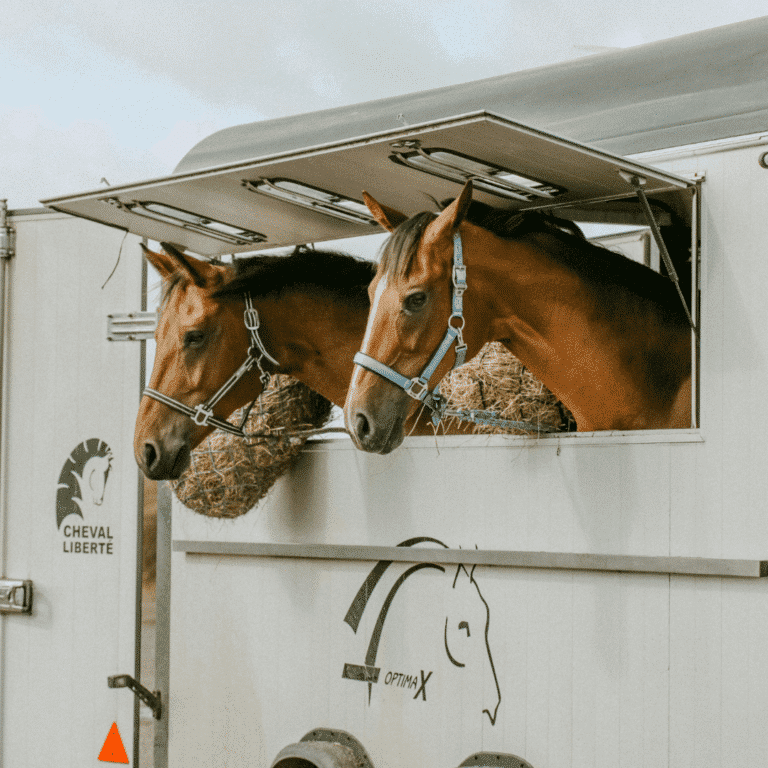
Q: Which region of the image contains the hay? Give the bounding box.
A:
[171,375,332,518]
[172,345,573,518]
[440,342,575,434]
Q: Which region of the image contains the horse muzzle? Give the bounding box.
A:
[136,434,191,480]
[346,390,410,455]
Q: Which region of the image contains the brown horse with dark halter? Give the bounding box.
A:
[343,181,692,454]
[134,243,474,480]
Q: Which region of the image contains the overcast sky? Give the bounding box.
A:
[3,1,768,210]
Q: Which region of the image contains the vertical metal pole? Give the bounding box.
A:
[690,183,701,428]
[0,201,13,768]
[135,246,147,766]
[620,173,696,331]
[154,481,171,768]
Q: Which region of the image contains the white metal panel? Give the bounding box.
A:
[0,212,143,767]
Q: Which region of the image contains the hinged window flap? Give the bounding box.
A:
[42,111,694,257]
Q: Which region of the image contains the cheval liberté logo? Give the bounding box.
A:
[342,537,502,725]
[56,439,115,554]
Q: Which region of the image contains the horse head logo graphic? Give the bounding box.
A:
[56,439,114,528]
[342,537,501,725]
[443,563,502,725]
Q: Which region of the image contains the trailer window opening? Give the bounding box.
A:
[122,201,267,245]
[243,178,377,225]
[389,144,565,201]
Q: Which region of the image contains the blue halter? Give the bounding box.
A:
[353,231,468,425]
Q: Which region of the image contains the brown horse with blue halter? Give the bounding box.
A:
[344,181,692,454]
[134,243,479,480]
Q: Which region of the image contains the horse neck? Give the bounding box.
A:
[463,227,584,358]
[254,292,467,437]
[464,228,691,430]
[256,291,369,408]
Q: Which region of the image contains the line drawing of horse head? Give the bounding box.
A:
[56,439,114,528]
[443,562,502,725]
[343,537,501,725]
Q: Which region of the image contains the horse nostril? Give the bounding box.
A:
[355,412,370,440]
[143,442,158,471]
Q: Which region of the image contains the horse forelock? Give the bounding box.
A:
[378,211,437,282]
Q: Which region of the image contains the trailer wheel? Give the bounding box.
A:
[271,728,374,768]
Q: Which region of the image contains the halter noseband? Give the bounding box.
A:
[143,293,279,438]
[353,231,467,425]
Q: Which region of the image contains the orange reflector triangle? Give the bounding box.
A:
[98,722,129,764]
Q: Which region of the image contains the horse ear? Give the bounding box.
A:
[158,242,210,287]
[140,244,177,280]
[439,180,473,233]
[362,192,409,232]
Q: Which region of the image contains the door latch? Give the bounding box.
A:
[108,674,162,720]
[0,579,33,614]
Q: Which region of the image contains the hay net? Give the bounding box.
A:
[438,342,575,435]
[172,344,573,519]
[171,375,332,518]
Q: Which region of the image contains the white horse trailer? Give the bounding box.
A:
[0,206,147,766]
[6,15,766,768]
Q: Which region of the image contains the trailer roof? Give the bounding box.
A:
[174,15,768,175]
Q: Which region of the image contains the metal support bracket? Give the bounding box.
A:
[106,311,157,341]
[0,578,33,614]
[619,171,696,332]
[108,674,162,720]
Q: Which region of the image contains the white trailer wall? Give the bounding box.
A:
[0,211,144,767]
[167,135,768,768]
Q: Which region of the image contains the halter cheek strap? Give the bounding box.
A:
[353,231,467,424]
[143,293,278,438]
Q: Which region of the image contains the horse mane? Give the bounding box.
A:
[380,201,689,328]
[212,246,376,306]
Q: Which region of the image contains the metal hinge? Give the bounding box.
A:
[1,200,15,260]
[106,312,157,341]
[0,578,33,614]
[108,674,162,719]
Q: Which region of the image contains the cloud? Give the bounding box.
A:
[1,107,161,207]
[4,0,768,208]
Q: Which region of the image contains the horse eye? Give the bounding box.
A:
[184,330,205,349]
[404,291,427,313]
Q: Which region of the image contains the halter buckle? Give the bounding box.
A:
[192,403,214,426]
[453,264,467,293]
[405,378,429,401]
[454,343,468,369]
[243,307,261,331]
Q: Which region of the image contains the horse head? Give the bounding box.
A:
[134,245,267,480]
[344,182,480,453]
[83,453,113,506]
[443,563,501,725]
